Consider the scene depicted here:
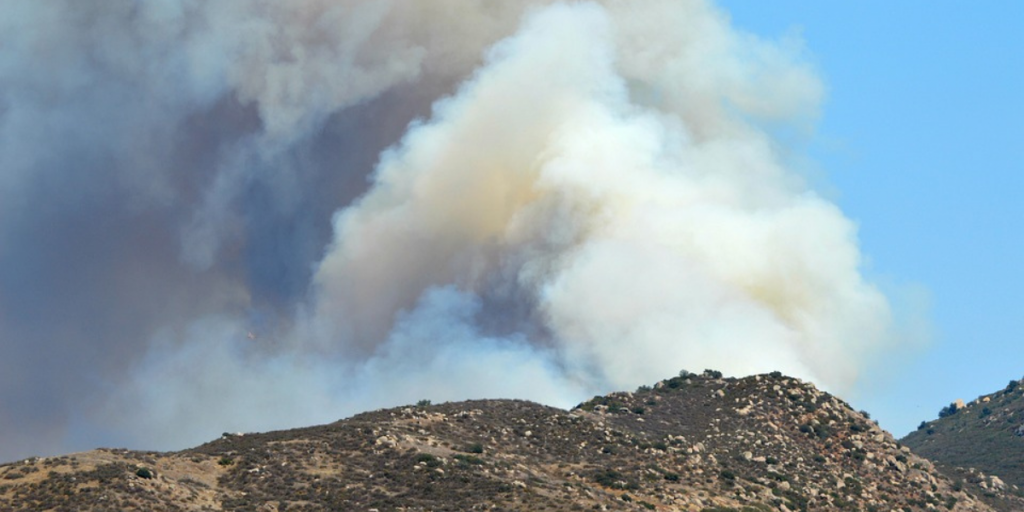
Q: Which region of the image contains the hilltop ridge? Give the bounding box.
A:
[2,371,1016,511]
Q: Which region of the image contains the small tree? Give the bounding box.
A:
[938,402,959,418]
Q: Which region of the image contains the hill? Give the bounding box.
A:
[1,371,1013,511]
[901,377,1024,509]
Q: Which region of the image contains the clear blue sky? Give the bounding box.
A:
[718,1,1024,435]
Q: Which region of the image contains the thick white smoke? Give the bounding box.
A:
[0,0,896,459]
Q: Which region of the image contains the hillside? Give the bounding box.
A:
[901,377,1024,506]
[2,371,1015,511]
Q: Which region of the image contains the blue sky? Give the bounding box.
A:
[719,1,1024,435]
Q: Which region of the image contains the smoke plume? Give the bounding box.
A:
[0,0,895,462]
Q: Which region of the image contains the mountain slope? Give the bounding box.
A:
[1,371,1009,511]
[901,378,1024,506]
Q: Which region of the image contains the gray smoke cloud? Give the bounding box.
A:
[0,0,895,462]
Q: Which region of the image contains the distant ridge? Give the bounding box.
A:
[902,377,1024,510]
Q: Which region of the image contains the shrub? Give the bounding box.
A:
[1007,380,1020,393]
[592,468,636,490]
[416,399,432,407]
[938,402,959,418]
[918,421,928,430]
[720,469,736,480]
[465,442,484,454]
[980,407,992,418]
[453,454,483,465]
[217,457,234,466]
[415,453,441,467]
[815,425,832,440]
[703,369,723,379]
[664,472,680,482]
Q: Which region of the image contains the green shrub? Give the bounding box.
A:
[416,399,432,407]
[592,468,638,490]
[815,425,832,440]
[938,402,959,418]
[415,453,441,467]
[453,454,483,465]
[217,457,234,466]
[465,442,484,454]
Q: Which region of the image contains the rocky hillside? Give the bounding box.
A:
[2,371,1016,511]
[901,377,1024,509]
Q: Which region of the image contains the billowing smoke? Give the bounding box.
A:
[0,0,894,462]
